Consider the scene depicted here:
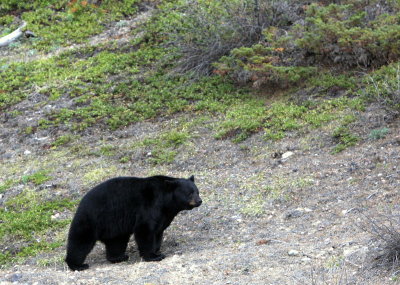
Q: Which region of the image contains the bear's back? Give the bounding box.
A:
[78,176,178,211]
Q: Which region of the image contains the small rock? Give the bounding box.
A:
[25,30,36,38]
[288,249,299,256]
[285,209,303,219]
[282,151,294,160]
[24,150,32,155]
[285,207,312,219]
[51,213,61,220]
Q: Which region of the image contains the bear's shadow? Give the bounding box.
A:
[84,235,192,267]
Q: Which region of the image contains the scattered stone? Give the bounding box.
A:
[288,250,300,256]
[341,208,358,215]
[282,151,294,160]
[51,213,61,220]
[285,207,312,219]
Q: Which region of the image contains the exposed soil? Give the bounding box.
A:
[1,9,400,285]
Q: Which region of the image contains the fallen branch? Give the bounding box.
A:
[0,21,27,47]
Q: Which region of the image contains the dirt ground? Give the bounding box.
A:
[1,100,399,284]
[1,9,400,285]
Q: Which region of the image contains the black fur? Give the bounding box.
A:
[65,175,201,271]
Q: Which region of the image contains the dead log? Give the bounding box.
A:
[0,21,27,47]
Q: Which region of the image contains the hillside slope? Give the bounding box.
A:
[1,0,400,284]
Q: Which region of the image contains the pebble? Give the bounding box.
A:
[51,213,61,220]
[282,151,294,160]
[288,250,299,256]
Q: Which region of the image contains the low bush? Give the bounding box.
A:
[144,0,299,78]
[214,44,316,88]
[296,3,400,67]
[361,63,400,111]
[213,1,400,88]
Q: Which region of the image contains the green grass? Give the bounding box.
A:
[135,130,191,165]
[0,0,139,51]
[51,134,78,147]
[1,0,399,269]
[307,72,358,94]
[0,190,77,266]
[214,95,365,143]
[21,170,52,185]
[331,114,359,153]
[0,179,15,194]
[0,170,52,194]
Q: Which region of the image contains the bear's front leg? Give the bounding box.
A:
[103,234,130,263]
[154,231,164,255]
[135,230,166,262]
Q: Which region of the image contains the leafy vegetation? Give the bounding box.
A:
[0,190,76,265]
[1,0,400,268]
[216,96,364,144]
[331,114,359,153]
[0,170,52,194]
[134,130,191,165]
[361,63,400,110]
[369,127,390,140]
[0,0,139,50]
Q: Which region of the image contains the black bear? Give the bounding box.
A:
[65,175,202,271]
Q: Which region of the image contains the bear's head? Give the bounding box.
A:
[167,175,202,211]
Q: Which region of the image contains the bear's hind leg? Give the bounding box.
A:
[104,234,130,263]
[65,238,95,271]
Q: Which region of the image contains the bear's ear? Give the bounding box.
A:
[188,175,195,182]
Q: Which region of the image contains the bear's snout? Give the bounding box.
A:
[189,199,202,207]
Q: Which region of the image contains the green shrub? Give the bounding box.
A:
[362,63,400,110]
[307,72,358,94]
[144,0,297,77]
[215,44,316,88]
[0,0,67,16]
[369,127,390,140]
[331,114,358,153]
[214,2,400,88]
[296,3,400,67]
